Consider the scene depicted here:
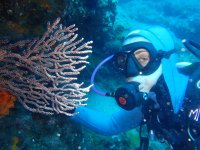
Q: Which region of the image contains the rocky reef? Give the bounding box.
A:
[0,0,117,54]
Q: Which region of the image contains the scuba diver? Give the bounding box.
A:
[72,26,200,150]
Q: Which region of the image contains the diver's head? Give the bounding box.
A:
[113,36,160,78]
[113,26,175,78]
[112,26,176,93]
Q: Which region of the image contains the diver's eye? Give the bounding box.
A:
[138,57,149,62]
[133,49,150,67]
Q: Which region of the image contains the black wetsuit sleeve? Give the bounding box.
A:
[184,64,200,139]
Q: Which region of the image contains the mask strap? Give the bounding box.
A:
[156,49,177,59]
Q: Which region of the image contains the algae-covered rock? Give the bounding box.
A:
[0,0,118,55]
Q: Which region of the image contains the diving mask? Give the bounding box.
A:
[113,42,161,77]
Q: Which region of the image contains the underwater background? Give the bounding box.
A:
[0,0,200,149]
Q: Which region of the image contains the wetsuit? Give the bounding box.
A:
[149,62,200,150]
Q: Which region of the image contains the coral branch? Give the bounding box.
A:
[0,18,92,116]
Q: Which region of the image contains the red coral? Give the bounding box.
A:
[0,91,16,117]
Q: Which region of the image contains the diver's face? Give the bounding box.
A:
[126,64,162,93]
[123,45,161,92]
[133,48,150,67]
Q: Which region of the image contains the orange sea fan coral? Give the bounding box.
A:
[0,91,16,117]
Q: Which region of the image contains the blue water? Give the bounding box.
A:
[1,0,200,149]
